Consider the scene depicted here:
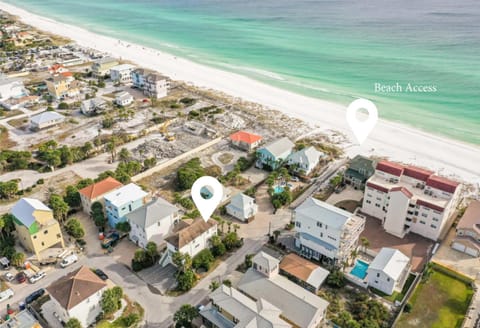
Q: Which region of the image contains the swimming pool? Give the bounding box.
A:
[350,260,369,280]
[273,186,284,194]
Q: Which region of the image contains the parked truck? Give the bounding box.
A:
[101,231,120,249]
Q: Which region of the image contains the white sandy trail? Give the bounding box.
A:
[1,2,479,185]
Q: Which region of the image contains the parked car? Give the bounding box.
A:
[16,271,27,283]
[290,176,300,182]
[29,271,46,284]
[101,232,120,249]
[0,288,14,303]
[3,272,14,282]
[94,269,108,281]
[25,288,45,304]
[60,254,78,268]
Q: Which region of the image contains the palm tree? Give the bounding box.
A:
[227,221,233,233]
[360,237,370,253]
[218,218,225,234]
[233,224,240,233]
[273,230,281,243]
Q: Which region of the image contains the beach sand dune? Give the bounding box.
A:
[1,2,479,185]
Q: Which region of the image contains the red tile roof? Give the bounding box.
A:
[426,175,459,194]
[229,131,262,144]
[403,166,434,182]
[457,201,480,230]
[376,160,404,176]
[78,177,123,200]
[417,199,445,212]
[390,186,413,198]
[366,182,389,193]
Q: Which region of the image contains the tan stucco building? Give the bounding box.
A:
[11,198,65,258]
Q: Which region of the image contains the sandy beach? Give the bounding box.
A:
[1,2,479,186]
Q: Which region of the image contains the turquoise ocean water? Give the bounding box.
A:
[5,0,480,144]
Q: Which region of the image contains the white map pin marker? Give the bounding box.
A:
[346,98,378,145]
[191,176,224,222]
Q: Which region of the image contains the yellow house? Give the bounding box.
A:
[11,198,65,258]
[46,75,69,100]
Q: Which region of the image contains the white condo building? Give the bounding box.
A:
[362,161,461,241]
[294,197,365,265]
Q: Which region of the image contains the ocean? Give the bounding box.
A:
[5,0,480,144]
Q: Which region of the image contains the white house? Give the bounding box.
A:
[287,146,325,176]
[294,197,365,265]
[110,64,135,84]
[30,111,65,130]
[126,197,180,248]
[115,91,134,107]
[226,193,258,222]
[362,161,461,240]
[46,266,107,328]
[452,201,480,257]
[78,177,123,214]
[163,219,217,266]
[81,97,107,116]
[0,76,27,102]
[366,248,411,295]
[256,137,295,170]
[237,252,329,328]
[144,73,169,99]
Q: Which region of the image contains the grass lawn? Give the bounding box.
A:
[397,268,473,328]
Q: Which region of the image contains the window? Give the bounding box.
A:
[44,230,48,234]
[295,222,301,228]
[432,217,439,222]
[420,220,426,224]
[375,203,381,208]
[320,232,323,238]
[316,222,322,228]
[422,213,428,218]
[33,235,37,239]
[375,280,379,284]
[41,242,45,246]
[430,224,437,229]
[377,273,380,278]
[366,200,372,204]
[376,197,382,201]
[387,278,390,282]
[57,234,61,239]
[157,221,161,226]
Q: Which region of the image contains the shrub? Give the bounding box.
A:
[404,303,413,313]
[192,249,214,271]
[36,178,44,184]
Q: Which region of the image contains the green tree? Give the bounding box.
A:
[192,249,214,271]
[177,269,197,292]
[223,232,240,250]
[0,180,18,199]
[209,280,220,291]
[64,185,81,208]
[210,235,226,257]
[65,318,82,328]
[76,178,94,190]
[101,287,123,315]
[65,218,85,239]
[145,242,159,263]
[59,145,73,165]
[173,304,199,328]
[244,254,254,269]
[49,194,69,223]
[11,252,25,267]
[327,270,346,288]
[118,148,131,163]
[176,158,205,191]
[115,221,131,233]
[58,102,69,110]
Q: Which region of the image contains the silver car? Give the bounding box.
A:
[3,272,14,282]
[29,271,46,284]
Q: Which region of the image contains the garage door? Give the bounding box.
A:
[452,242,466,253]
[465,247,479,257]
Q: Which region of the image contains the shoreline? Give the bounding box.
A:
[1,2,479,185]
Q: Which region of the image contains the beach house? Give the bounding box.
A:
[103,183,149,227]
[199,285,292,328]
[11,198,65,258]
[279,253,329,294]
[144,73,169,99]
[80,97,107,116]
[46,74,80,100]
[344,155,376,189]
[287,146,325,176]
[126,197,180,248]
[226,193,258,222]
[115,91,134,107]
[46,266,107,328]
[237,252,329,328]
[163,219,217,265]
[78,177,123,214]
[110,63,135,84]
[229,130,263,152]
[294,197,365,265]
[361,160,461,240]
[30,111,65,130]
[131,68,147,89]
[366,248,411,295]
[0,75,26,102]
[256,137,295,170]
[452,200,480,257]
[91,57,119,77]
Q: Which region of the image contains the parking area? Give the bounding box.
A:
[137,264,177,295]
[432,228,480,280]
[360,215,434,272]
[326,185,364,207]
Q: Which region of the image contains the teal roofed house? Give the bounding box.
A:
[255,137,294,171]
[344,155,376,189]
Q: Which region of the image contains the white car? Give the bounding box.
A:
[60,254,78,268]
[29,271,46,284]
[3,272,14,282]
[0,288,14,303]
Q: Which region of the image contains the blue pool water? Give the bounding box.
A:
[350,260,369,280]
[273,186,284,194]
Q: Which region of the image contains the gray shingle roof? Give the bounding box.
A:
[262,137,294,158]
[30,111,65,125]
[125,197,178,229]
[288,146,324,167]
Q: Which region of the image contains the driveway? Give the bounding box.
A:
[137,264,177,295]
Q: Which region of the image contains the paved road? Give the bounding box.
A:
[290,158,348,209]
